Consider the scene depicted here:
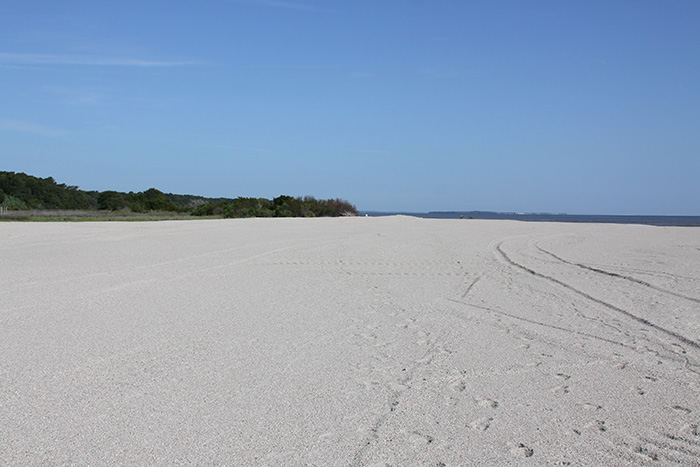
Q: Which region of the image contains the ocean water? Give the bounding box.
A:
[362,211,700,227]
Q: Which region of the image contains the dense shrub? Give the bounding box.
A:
[1,194,29,210]
[0,171,93,209]
[0,171,358,218]
[195,195,358,218]
[97,191,127,211]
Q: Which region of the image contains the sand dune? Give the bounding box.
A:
[1,217,699,465]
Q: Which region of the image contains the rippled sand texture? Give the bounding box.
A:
[1,217,699,465]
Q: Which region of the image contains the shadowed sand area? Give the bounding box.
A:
[1,216,699,465]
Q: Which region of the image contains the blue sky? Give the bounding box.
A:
[1,1,699,214]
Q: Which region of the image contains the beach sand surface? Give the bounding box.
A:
[1,217,699,465]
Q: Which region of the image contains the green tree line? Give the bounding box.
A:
[191,195,358,218]
[0,171,358,217]
[0,171,96,210]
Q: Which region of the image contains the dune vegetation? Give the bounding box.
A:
[0,171,357,219]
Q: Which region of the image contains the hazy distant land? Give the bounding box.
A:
[363,211,700,227]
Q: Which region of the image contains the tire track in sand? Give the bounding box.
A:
[493,242,700,351]
[535,243,700,305]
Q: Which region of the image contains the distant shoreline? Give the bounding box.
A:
[3,209,699,227]
[361,211,700,227]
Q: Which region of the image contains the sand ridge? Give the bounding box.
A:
[1,217,699,465]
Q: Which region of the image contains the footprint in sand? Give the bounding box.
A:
[449,379,467,393]
[634,445,659,461]
[360,331,377,341]
[551,385,570,394]
[476,397,499,408]
[318,432,337,442]
[470,417,493,431]
[408,431,434,446]
[671,405,692,414]
[613,361,629,370]
[583,420,607,433]
[396,317,416,329]
[680,424,699,437]
[573,419,607,435]
[579,402,603,411]
[509,442,534,458]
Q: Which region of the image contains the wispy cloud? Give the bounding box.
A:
[246,63,339,72]
[0,119,66,137]
[42,85,109,106]
[0,52,199,67]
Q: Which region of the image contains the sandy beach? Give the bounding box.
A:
[1,216,699,466]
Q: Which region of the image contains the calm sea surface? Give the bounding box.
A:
[362,211,700,227]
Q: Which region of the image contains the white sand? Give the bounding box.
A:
[1,217,699,466]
